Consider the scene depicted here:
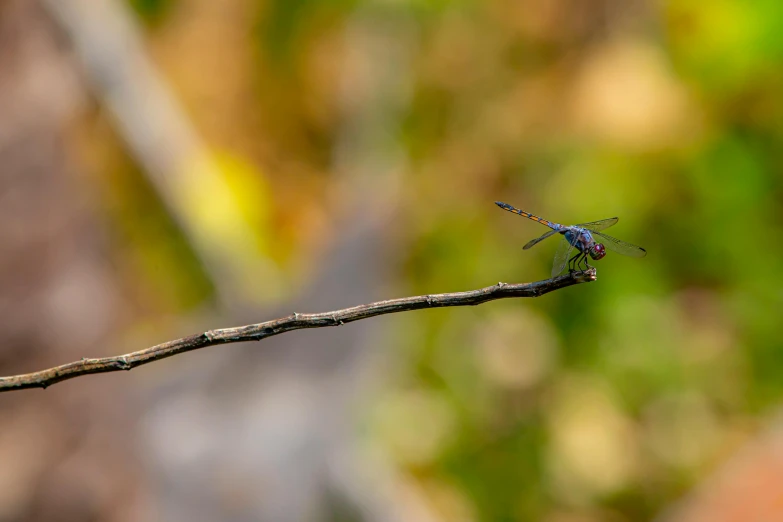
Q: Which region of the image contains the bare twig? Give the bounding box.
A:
[0,269,596,392]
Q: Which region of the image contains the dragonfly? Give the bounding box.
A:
[495,201,646,276]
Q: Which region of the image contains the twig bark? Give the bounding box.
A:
[0,269,596,393]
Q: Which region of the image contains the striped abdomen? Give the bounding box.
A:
[495,201,559,230]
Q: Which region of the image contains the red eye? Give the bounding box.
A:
[590,243,606,260]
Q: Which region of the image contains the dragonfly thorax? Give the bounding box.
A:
[565,228,606,260]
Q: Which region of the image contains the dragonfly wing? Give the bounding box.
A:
[577,217,618,232]
[551,237,575,277]
[523,229,559,250]
[592,231,647,257]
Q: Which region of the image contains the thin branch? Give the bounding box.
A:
[0,269,596,393]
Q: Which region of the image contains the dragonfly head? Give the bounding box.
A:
[589,243,607,260]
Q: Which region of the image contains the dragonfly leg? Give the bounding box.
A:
[568,252,581,274]
[571,252,589,272]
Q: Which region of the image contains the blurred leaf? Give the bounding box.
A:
[127,0,175,25]
[259,0,356,64]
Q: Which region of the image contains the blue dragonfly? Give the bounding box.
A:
[496,201,646,276]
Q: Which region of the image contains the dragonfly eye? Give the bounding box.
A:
[590,243,606,260]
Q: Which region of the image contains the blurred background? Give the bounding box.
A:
[1,0,783,520]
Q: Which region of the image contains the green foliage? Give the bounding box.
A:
[127,0,175,25]
[259,0,357,64]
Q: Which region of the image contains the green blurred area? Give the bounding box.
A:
[104,0,783,519]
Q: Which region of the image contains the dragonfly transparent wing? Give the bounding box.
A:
[577,217,618,232]
[523,229,559,250]
[551,237,575,277]
[592,231,647,257]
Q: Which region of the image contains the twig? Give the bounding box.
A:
[0,269,596,393]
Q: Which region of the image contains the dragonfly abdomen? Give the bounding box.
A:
[495,201,558,229]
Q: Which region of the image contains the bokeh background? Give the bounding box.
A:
[2,0,783,520]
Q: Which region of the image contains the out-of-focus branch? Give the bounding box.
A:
[0,269,596,392]
[40,0,282,308]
